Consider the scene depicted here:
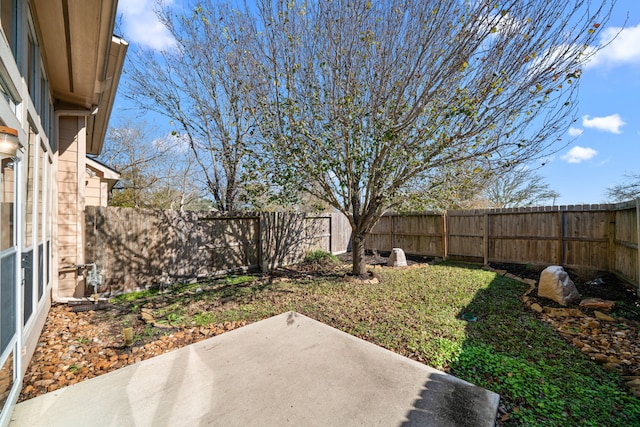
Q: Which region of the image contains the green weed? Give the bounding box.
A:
[104,262,639,425]
[303,250,340,267]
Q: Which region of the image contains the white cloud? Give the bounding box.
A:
[568,127,583,137]
[585,24,640,69]
[118,0,175,50]
[561,146,597,164]
[582,114,626,134]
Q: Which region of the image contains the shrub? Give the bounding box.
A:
[303,250,340,269]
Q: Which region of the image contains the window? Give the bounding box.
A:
[39,73,48,130]
[0,57,21,117]
[27,32,36,98]
[26,9,41,109]
[0,0,18,59]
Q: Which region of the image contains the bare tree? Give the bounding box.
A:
[101,120,206,210]
[605,173,640,202]
[484,168,560,208]
[124,1,258,211]
[243,0,613,276]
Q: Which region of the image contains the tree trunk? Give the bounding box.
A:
[352,231,367,278]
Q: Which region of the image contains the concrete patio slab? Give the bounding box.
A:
[10,312,499,427]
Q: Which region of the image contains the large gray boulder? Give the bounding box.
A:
[387,248,408,267]
[537,266,581,306]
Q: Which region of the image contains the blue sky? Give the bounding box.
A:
[114,0,640,206]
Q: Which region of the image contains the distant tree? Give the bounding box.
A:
[244,0,613,276]
[124,1,259,211]
[605,173,640,202]
[484,168,559,208]
[393,160,494,212]
[101,121,206,210]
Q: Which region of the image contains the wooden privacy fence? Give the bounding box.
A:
[85,207,352,293]
[367,200,640,287]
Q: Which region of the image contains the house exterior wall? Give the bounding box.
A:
[85,174,103,207]
[56,117,86,299]
[84,164,115,208]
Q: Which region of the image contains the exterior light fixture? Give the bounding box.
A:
[0,126,19,158]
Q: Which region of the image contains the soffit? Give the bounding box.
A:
[86,35,127,155]
[31,0,118,109]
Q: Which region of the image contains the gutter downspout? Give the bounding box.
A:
[52,108,98,303]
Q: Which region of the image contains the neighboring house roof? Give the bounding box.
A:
[86,156,120,191]
[31,0,128,155]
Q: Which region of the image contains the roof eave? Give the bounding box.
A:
[87,35,129,155]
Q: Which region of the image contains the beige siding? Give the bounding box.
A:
[56,116,86,298]
[85,172,102,207]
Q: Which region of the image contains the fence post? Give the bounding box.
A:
[390,214,395,249]
[442,211,448,260]
[608,210,616,273]
[329,214,333,254]
[259,213,268,273]
[557,210,564,265]
[483,212,489,265]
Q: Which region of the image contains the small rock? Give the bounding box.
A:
[530,303,543,313]
[594,311,615,322]
[141,312,155,323]
[580,346,593,354]
[505,273,521,281]
[34,379,54,387]
[626,379,640,388]
[585,277,605,286]
[572,338,585,348]
[580,298,615,312]
[607,356,622,364]
[602,363,621,372]
[153,322,173,329]
[544,307,585,318]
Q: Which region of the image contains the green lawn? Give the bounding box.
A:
[114,262,640,426]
